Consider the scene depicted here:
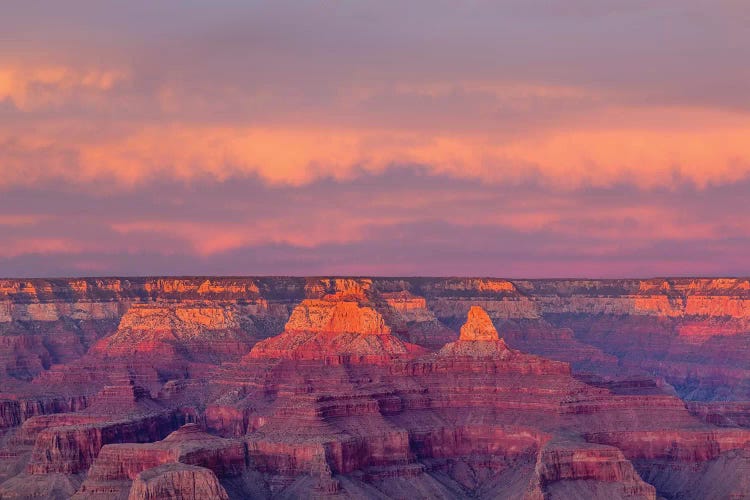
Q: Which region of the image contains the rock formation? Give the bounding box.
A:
[75,423,244,498]
[0,276,750,498]
[533,439,656,499]
[378,290,458,348]
[459,305,499,341]
[284,299,391,335]
[432,305,517,359]
[127,463,229,500]
[91,303,254,361]
[247,298,425,363]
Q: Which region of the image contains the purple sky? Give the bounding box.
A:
[1,1,750,277]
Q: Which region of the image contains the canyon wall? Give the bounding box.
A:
[2,276,749,398]
[1,277,750,498]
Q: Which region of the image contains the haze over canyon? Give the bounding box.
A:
[0,276,749,498]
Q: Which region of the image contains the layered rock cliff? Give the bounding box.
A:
[91,303,254,361]
[1,277,750,498]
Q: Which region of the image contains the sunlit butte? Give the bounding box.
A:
[1,1,750,277]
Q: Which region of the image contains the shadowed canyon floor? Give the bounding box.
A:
[1,277,750,498]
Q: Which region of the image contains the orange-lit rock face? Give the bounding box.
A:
[142,278,263,298]
[304,278,372,300]
[93,304,243,354]
[247,298,423,362]
[143,279,185,294]
[508,278,750,319]
[459,306,499,341]
[285,299,390,335]
[382,291,428,316]
[88,303,253,365]
[434,306,516,359]
[117,304,239,333]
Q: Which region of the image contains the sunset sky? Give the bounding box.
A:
[1,1,749,277]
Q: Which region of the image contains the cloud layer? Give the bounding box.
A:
[1,1,749,276]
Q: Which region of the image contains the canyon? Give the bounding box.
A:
[0,277,749,498]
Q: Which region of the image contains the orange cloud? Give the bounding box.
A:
[2,62,750,191]
[61,114,750,189]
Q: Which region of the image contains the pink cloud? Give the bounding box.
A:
[1,1,749,276]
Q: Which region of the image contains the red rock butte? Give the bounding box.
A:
[285,299,391,335]
[459,305,500,341]
[2,276,750,498]
[247,298,423,363]
[434,305,518,359]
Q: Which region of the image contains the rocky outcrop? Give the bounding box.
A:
[26,413,176,475]
[534,440,656,499]
[248,298,425,363]
[459,306,499,341]
[31,303,258,396]
[284,299,391,335]
[209,309,587,496]
[0,278,300,383]
[90,304,254,360]
[127,463,229,500]
[304,278,372,300]
[75,424,244,498]
[0,394,89,430]
[21,382,179,476]
[433,306,513,359]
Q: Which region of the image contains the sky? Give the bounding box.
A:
[1,1,749,278]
